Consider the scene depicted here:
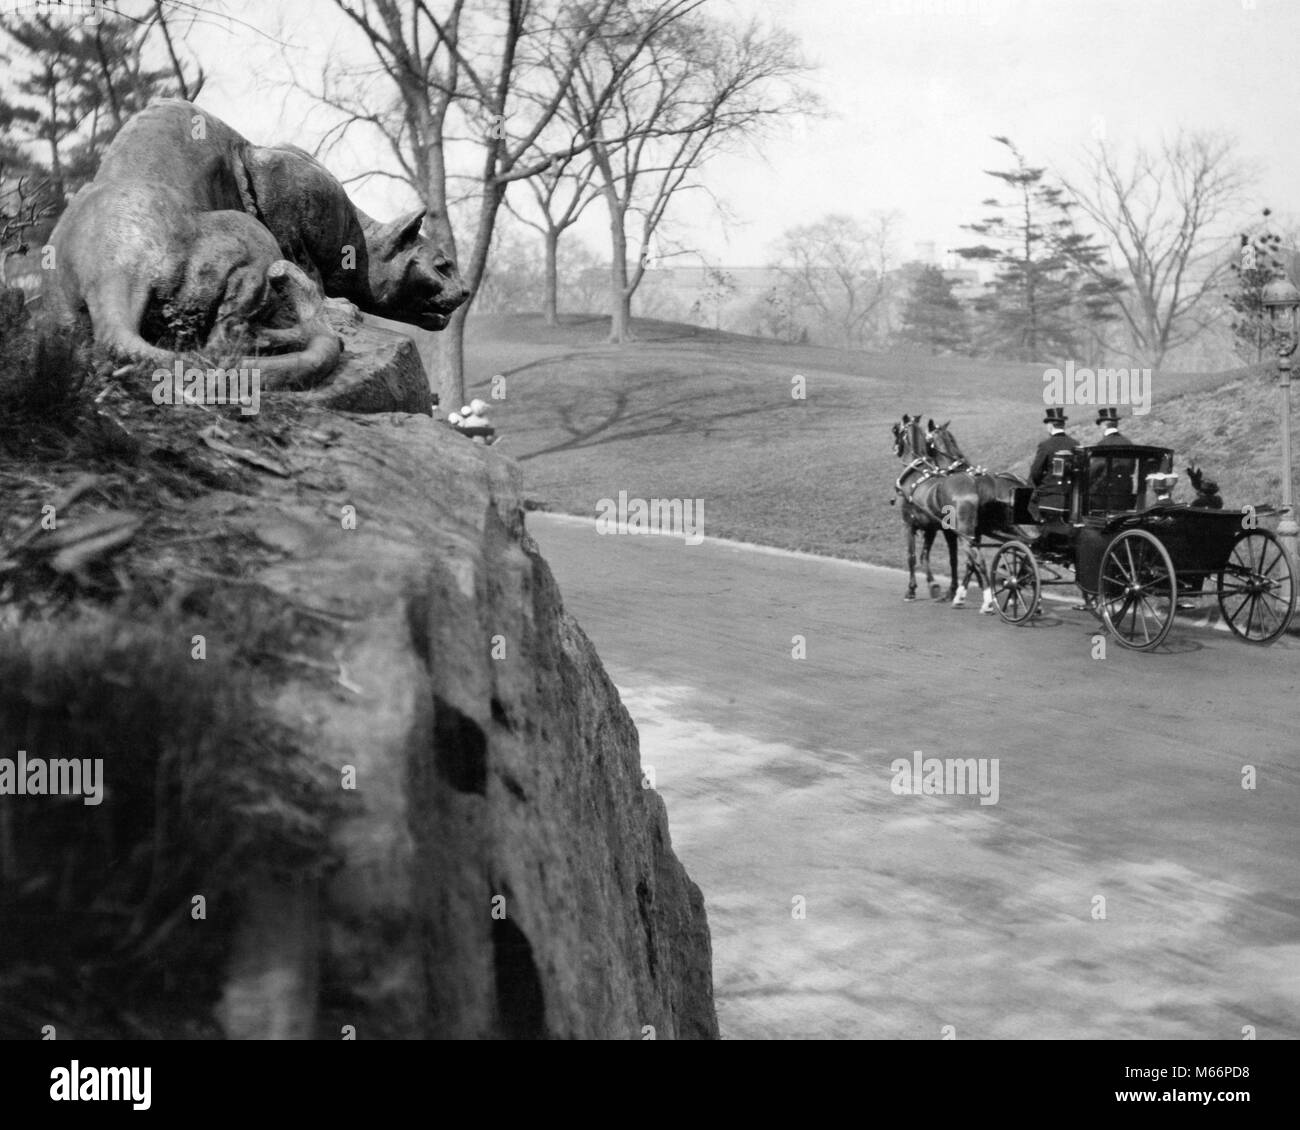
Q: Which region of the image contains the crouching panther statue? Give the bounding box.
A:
[43,99,469,388]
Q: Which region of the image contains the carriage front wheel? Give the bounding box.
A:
[1099,529,1176,652]
[1217,528,1296,644]
[990,541,1040,626]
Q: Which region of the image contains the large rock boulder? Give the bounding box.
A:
[297,301,435,415]
[0,379,716,1039]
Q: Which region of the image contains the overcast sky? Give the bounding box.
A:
[191,0,1300,269]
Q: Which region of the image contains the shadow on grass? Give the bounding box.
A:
[514,375,780,462]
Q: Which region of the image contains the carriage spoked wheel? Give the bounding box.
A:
[1098,529,1177,651]
[990,540,1040,626]
[1217,528,1296,644]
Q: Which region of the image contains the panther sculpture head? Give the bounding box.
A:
[362,208,470,332]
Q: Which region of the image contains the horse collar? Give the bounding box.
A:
[895,457,938,500]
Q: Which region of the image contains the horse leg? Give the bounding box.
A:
[947,530,965,606]
[961,537,996,614]
[904,523,917,601]
[960,551,977,594]
[921,528,941,599]
[978,552,996,615]
[970,544,995,614]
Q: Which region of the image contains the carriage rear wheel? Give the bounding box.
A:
[1217,528,1296,644]
[990,541,1040,626]
[1098,529,1176,652]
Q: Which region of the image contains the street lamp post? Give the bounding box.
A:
[1261,275,1300,569]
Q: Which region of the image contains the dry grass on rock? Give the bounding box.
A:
[0,299,344,1038]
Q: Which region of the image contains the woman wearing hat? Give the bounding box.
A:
[1095,406,1131,446]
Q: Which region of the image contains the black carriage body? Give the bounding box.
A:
[1073,507,1248,593]
[1057,446,1246,590]
[990,443,1295,647]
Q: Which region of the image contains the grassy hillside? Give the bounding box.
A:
[459,314,1296,564]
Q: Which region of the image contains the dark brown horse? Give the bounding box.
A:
[924,419,1030,607]
[892,414,992,609]
[925,420,1032,536]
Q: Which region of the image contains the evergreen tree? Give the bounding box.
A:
[1224,208,1288,364]
[0,36,57,279]
[955,136,1121,361]
[0,7,201,205]
[1,6,203,276]
[897,264,970,354]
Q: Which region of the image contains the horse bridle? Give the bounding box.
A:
[893,417,939,504]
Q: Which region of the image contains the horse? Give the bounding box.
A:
[891,414,993,610]
[924,419,1031,608]
[924,419,1033,536]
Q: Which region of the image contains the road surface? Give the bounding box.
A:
[528,512,1300,1040]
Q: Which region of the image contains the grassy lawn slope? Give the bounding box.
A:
[461,314,1296,564]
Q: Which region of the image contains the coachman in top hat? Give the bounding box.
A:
[1095,406,1131,445]
[1029,406,1078,525]
[1030,406,1078,485]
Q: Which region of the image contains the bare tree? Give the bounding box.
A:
[1059,131,1253,367]
[504,147,599,325]
[0,166,58,286]
[311,0,697,409]
[472,220,545,315]
[572,13,817,342]
[145,0,207,102]
[684,263,735,331]
[770,212,900,347]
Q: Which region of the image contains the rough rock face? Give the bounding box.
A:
[212,410,717,1038]
[0,307,716,1038]
[295,301,434,415]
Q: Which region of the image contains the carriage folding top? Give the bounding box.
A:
[990,443,1296,651]
[1012,443,1178,524]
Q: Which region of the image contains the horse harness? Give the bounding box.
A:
[893,456,987,508]
[893,457,938,504]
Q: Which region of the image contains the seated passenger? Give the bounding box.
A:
[1089,453,1137,513]
[1139,470,1178,510]
[1186,464,1223,509]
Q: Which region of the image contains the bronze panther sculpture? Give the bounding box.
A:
[44,99,469,385]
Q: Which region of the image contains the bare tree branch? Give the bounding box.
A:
[1059,130,1253,367]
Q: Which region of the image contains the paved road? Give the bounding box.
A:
[528,513,1300,1040]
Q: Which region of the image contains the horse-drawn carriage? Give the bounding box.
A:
[892,416,1297,652]
[987,443,1296,651]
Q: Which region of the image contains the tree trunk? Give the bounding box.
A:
[604,190,632,343]
[611,287,632,342]
[433,173,504,413]
[46,77,65,206]
[436,306,469,414]
[543,228,559,327]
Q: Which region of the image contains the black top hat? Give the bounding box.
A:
[1096,406,1122,426]
[1043,406,1068,426]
